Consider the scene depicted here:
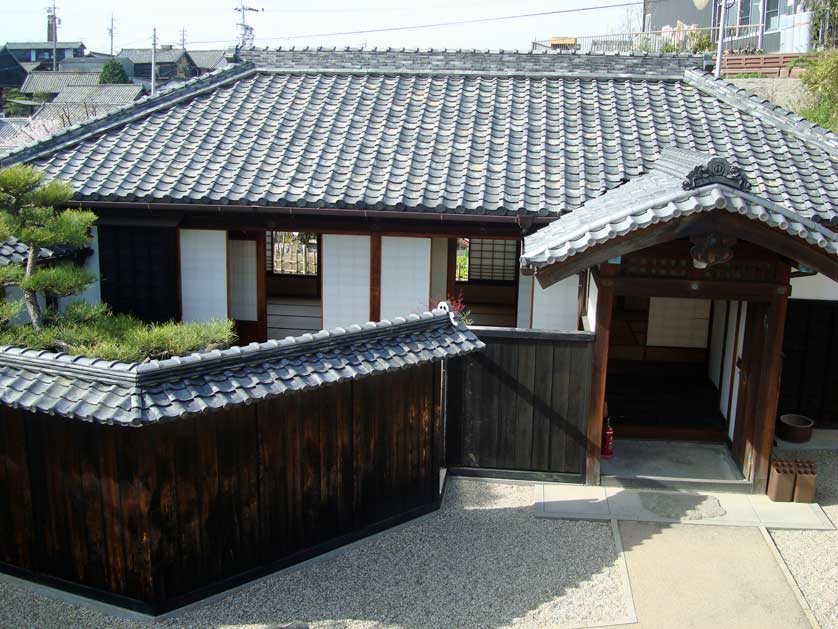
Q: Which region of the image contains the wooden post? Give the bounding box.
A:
[370,235,381,322]
[585,274,614,485]
[751,286,790,493]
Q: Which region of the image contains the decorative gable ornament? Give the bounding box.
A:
[683,157,751,192]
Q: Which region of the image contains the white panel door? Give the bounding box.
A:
[228,239,258,321]
[380,236,431,320]
[321,234,370,329]
[180,229,228,322]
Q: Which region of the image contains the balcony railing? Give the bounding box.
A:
[532,25,764,56]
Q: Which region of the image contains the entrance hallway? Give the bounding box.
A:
[601,440,742,482]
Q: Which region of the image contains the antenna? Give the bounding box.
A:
[179,26,187,49]
[107,14,116,56]
[151,27,157,96]
[234,1,263,47]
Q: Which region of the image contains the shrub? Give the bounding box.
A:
[99,60,130,85]
[0,303,237,362]
[801,49,838,132]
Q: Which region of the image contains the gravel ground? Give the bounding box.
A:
[770,449,838,629]
[0,478,632,629]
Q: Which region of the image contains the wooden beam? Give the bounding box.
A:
[751,269,791,494]
[613,277,788,301]
[369,235,381,322]
[585,277,614,485]
[446,238,457,299]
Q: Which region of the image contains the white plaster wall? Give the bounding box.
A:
[180,229,228,323]
[380,236,431,320]
[429,237,448,304]
[646,297,711,348]
[708,300,727,389]
[228,239,258,321]
[58,226,101,310]
[516,273,533,328]
[790,274,838,301]
[728,302,748,442]
[719,301,740,420]
[321,234,370,329]
[587,271,599,332]
[531,274,578,331]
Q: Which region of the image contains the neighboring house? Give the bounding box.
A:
[116,46,198,83]
[4,41,85,64]
[0,48,836,494]
[188,49,232,73]
[0,46,28,88]
[20,71,101,96]
[643,0,813,53]
[0,118,28,152]
[59,53,133,77]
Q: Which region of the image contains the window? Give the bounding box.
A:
[765,0,780,30]
[457,238,518,283]
[265,231,318,276]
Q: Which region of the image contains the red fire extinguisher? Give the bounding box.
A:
[601,417,614,459]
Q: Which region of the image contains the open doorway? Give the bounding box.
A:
[264,231,322,339]
[606,295,728,442]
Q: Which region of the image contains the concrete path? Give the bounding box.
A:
[536,484,834,530]
[599,521,816,629]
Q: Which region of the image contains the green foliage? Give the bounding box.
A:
[0,165,95,330]
[98,60,130,85]
[801,49,838,132]
[0,264,23,287]
[19,265,95,297]
[456,249,469,282]
[810,0,838,47]
[0,304,237,361]
[0,298,22,325]
[3,89,49,116]
[660,43,678,54]
[690,33,713,53]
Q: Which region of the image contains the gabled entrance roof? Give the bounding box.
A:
[521,148,838,285]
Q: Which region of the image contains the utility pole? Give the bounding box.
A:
[108,14,116,56]
[151,28,157,96]
[48,0,58,71]
[235,1,263,48]
[179,26,187,49]
[714,0,735,78]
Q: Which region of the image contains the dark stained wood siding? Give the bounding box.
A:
[0,364,442,613]
[447,328,594,479]
[779,299,838,428]
[97,225,180,323]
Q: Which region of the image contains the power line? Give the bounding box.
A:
[188,1,646,46]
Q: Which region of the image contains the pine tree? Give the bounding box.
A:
[0,166,96,331]
[99,59,130,85]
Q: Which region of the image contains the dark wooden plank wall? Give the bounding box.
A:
[0,363,441,613]
[447,329,594,478]
[779,299,838,428]
[97,225,180,323]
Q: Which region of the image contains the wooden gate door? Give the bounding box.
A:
[732,302,769,478]
[227,231,267,345]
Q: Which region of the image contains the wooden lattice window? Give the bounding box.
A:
[466,239,518,282]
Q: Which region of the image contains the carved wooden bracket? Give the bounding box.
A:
[689,230,737,269]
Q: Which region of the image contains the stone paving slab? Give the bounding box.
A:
[536,485,834,530]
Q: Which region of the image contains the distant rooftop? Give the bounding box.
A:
[20,71,100,94]
[6,41,84,50]
[117,47,191,64]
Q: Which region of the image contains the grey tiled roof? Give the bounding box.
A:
[238,47,713,76]
[0,308,483,425]
[117,48,190,64]
[6,42,84,50]
[188,49,231,70]
[0,53,835,220]
[522,148,838,271]
[0,236,83,266]
[53,84,143,105]
[20,71,101,94]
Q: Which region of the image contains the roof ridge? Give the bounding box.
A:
[243,45,708,58]
[1,62,257,167]
[684,69,838,155]
[254,66,687,80]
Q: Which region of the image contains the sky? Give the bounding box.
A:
[1,0,645,54]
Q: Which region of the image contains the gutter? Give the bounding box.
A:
[65,200,558,227]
